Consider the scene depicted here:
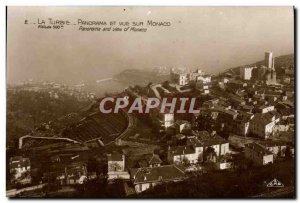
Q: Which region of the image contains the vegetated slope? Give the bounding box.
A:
[225,54,294,76]
[7,90,90,149]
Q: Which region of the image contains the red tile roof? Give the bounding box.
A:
[107,153,124,162]
[130,165,186,184]
[245,143,273,155]
[10,156,30,169]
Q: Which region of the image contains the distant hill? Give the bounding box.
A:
[273,54,294,69]
[114,69,169,86]
[225,54,294,76]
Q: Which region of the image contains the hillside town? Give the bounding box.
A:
[7,80,96,102]
[7,52,295,197]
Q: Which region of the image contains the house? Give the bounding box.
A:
[249,112,277,139]
[172,73,189,86]
[216,154,234,170]
[195,74,211,84]
[239,104,254,113]
[170,68,211,86]
[228,134,257,149]
[257,140,287,158]
[203,99,219,108]
[9,156,31,185]
[156,112,174,130]
[65,163,87,185]
[273,130,294,144]
[196,81,210,94]
[213,106,242,134]
[168,143,201,165]
[275,103,294,120]
[233,112,254,136]
[226,81,246,93]
[46,153,88,185]
[266,95,278,103]
[240,66,253,80]
[130,165,186,193]
[188,69,211,85]
[172,134,187,146]
[174,120,191,134]
[43,162,87,185]
[257,105,275,114]
[229,97,246,107]
[189,69,204,81]
[244,143,274,166]
[215,108,253,136]
[196,132,230,161]
[168,131,230,164]
[217,106,238,121]
[217,161,233,170]
[107,152,130,180]
[273,122,291,134]
[138,154,162,168]
[150,107,174,131]
[196,109,220,132]
[170,67,189,86]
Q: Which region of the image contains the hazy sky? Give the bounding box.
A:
[7,6,294,84]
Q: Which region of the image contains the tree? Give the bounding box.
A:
[162,81,170,89]
[285,146,292,158]
[147,82,153,88]
[204,147,217,162]
[182,156,189,166]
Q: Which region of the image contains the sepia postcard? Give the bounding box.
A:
[6,6,295,198]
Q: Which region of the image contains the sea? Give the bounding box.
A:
[82,79,129,97]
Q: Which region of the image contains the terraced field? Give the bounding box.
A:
[62,111,128,144]
[22,111,128,149]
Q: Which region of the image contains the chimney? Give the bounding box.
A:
[122,154,125,171]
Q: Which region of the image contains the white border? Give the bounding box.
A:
[1,1,298,203]
[1,0,299,6]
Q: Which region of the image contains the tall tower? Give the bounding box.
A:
[265,52,273,68]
